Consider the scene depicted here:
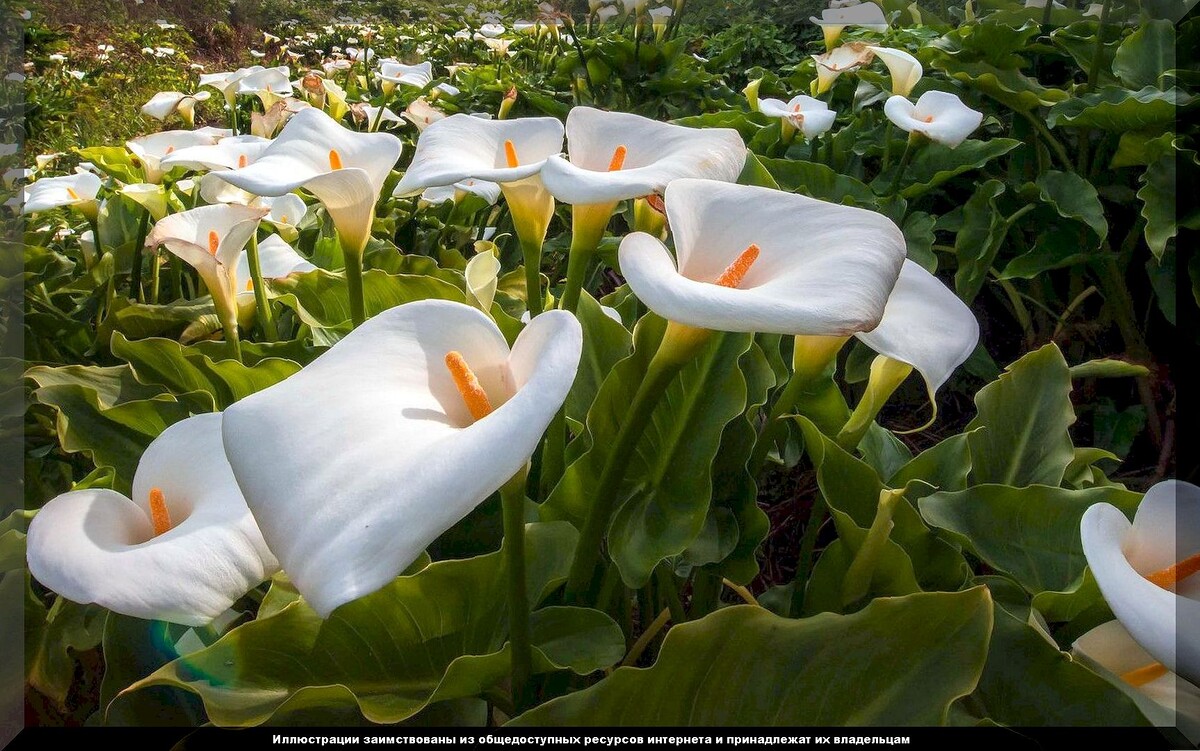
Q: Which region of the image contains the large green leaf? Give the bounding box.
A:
[952,179,1007,303]
[684,343,775,583]
[919,484,1140,594]
[1113,19,1175,90]
[565,292,632,427]
[110,333,301,410]
[25,365,193,493]
[26,594,106,707]
[268,268,464,332]
[101,614,206,726]
[965,344,1076,488]
[970,583,1150,727]
[1035,170,1108,240]
[1046,86,1190,131]
[894,139,1020,199]
[1138,153,1176,260]
[125,523,624,726]
[608,332,755,587]
[755,157,877,207]
[798,418,970,594]
[512,589,993,726]
[97,297,217,344]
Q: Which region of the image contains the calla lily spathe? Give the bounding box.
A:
[811,42,875,96]
[618,179,905,336]
[394,115,565,196]
[160,134,273,173]
[1074,620,1200,741]
[22,170,101,216]
[810,3,888,48]
[234,233,316,296]
[127,129,222,183]
[867,46,923,97]
[221,299,583,616]
[539,107,747,206]
[214,107,402,257]
[377,60,434,90]
[145,204,269,327]
[142,90,212,127]
[420,178,502,206]
[26,413,279,626]
[1081,480,1200,686]
[757,96,837,140]
[884,91,983,148]
[855,259,979,399]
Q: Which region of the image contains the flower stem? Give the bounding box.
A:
[563,324,712,603]
[560,202,615,314]
[222,316,243,362]
[130,209,150,302]
[345,250,366,327]
[246,233,278,342]
[789,496,827,617]
[1084,0,1113,94]
[522,237,545,318]
[149,250,161,304]
[500,472,533,712]
[887,138,916,199]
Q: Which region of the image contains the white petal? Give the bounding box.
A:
[854,260,978,394]
[868,46,923,97]
[540,106,746,205]
[618,179,905,335]
[1127,481,1200,586]
[1082,496,1200,685]
[26,413,278,626]
[261,192,308,227]
[377,60,433,88]
[812,3,888,29]
[160,135,272,172]
[216,107,402,199]
[884,94,921,132]
[22,172,101,213]
[234,233,314,291]
[141,91,186,120]
[221,300,582,615]
[393,114,564,196]
[889,91,983,149]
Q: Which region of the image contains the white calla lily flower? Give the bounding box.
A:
[884,91,983,148]
[376,60,434,90]
[145,204,269,327]
[236,66,294,107]
[214,107,402,258]
[618,179,905,335]
[477,23,506,37]
[141,90,212,127]
[420,178,502,206]
[261,193,308,229]
[1074,620,1200,741]
[758,95,837,140]
[811,42,875,96]
[1081,480,1200,686]
[810,3,888,47]
[867,46,923,97]
[160,134,272,173]
[221,299,583,616]
[856,259,979,399]
[22,170,101,216]
[403,98,446,131]
[127,129,222,183]
[393,114,563,196]
[26,413,279,626]
[360,104,404,131]
[540,107,746,206]
[465,250,501,312]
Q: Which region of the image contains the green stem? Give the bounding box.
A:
[654,565,687,625]
[85,215,102,271]
[1084,0,1112,93]
[881,122,895,172]
[887,139,916,199]
[788,496,827,617]
[540,407,567,501]
[222,317,243,362]
[246,233,278,342]
[345,250,366,327]
[522,237,544,318]
[500,473,533,713]
[149,250,161,304]
[559,246,593,314]
[1021,111,1075,172]
[170,256,184,301]
[130,209,150,302]
[688,569,721,619]
[563,328,708,603]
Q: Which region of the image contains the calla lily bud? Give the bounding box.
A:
[743,77,763,112]
[465,248,501,314]
[498,87,518,120]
